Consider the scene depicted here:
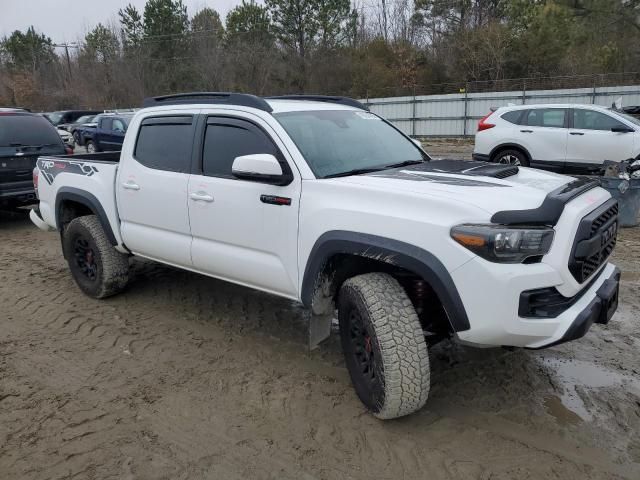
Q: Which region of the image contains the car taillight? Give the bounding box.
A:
[33,168,39,199]
[478,112,495,132]
[65,145,74,154]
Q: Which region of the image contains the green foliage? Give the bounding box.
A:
[119,4,144,50]
[0,26,55,71]
[83,24,120,64]
[226,1,272,42]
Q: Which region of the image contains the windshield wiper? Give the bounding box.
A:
[323,167,387,178]
[384,159,425,169]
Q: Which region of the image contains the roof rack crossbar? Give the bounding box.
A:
[143,92,273,112]
[265,95,369,111]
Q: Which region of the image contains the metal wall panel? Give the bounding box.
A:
[364,84,640,137]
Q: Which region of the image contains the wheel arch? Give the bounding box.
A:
[301,231,470,332]
[55,187,117,246]
[489,143,532,163]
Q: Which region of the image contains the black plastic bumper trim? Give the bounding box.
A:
[528,267,620,350]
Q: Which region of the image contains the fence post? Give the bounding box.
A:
[411,86,417,137]
[463,83,469,137]
[591,75,597,104]
[522,79,526,104]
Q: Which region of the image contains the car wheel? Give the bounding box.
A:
[338,272,430,419]
[493,149,529,167]
[86,140,97,154]
[73,131,81,145]
[62,215,129,299]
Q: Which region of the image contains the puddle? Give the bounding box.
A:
[543,395,583,426]
[538,357,640,424]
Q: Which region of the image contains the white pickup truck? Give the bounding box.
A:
[31,93,620,419]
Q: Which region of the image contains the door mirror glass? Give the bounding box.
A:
[611,126,634,133]
[232,154,285,184]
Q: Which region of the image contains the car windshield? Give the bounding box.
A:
[274,110,428,178]
[0,114,64,147]
[47,112,64,125]
[76,115,94,124]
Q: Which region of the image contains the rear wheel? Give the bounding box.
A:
[338,272,430,419]
[492,148,529,167]
[62,215,129,298]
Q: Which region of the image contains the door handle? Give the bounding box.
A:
[122,181,140,190]
[189,192,214,203]
[570,132,585,135]
[520,129,533,133]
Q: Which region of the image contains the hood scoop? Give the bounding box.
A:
[400,159,519,179]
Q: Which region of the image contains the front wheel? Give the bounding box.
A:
[62,215,129,298]
[86,140,97,154]
[338,273,430,419]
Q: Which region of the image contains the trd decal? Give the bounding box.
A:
[38,159,99,185]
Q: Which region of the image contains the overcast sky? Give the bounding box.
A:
[0,0,241,43]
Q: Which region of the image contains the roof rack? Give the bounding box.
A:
[143,92,273,112]
[265,95,369,111]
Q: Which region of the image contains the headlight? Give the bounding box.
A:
[451,224,554,263]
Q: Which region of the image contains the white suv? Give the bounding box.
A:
[473,103,640,173]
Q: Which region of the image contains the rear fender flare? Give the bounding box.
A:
[55,187,117,245]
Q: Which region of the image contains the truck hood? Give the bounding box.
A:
[332,160,581,218]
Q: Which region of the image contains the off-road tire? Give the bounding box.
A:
[491,148,529,167]
[62,215,129,299]
[338,272,430,419]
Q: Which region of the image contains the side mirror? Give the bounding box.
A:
[232,154,290,185]
[612,126,634,133]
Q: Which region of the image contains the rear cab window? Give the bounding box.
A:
[133,115,194,173]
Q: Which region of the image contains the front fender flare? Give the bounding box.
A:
[301,231,470,332]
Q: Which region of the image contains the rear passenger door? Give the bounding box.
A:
[520,108,569,170]
[117,114,196,267]
[188,113,301,298]
[566,108,635,169]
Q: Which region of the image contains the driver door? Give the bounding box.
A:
[188,113,301,298]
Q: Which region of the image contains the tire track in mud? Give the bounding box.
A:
[1,215,640,479]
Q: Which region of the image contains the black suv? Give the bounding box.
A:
[0,110,67,209]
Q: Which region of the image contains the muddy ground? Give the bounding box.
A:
[1,153,639,479]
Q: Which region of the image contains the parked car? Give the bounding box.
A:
[31,93,620,420]
[44,110,101,128]
[473,103,640,173]
[56,128,74,150]
[83,113,133,153]
[57,114,98,143]
[0,110,67,209]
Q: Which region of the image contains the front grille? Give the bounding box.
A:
[569,199,618,283]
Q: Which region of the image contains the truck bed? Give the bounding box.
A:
[36,152,124,247]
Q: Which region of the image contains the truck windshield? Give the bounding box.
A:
[274,110,428,178]
[0,114,64,147]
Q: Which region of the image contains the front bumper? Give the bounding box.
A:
[452,260,620,349]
